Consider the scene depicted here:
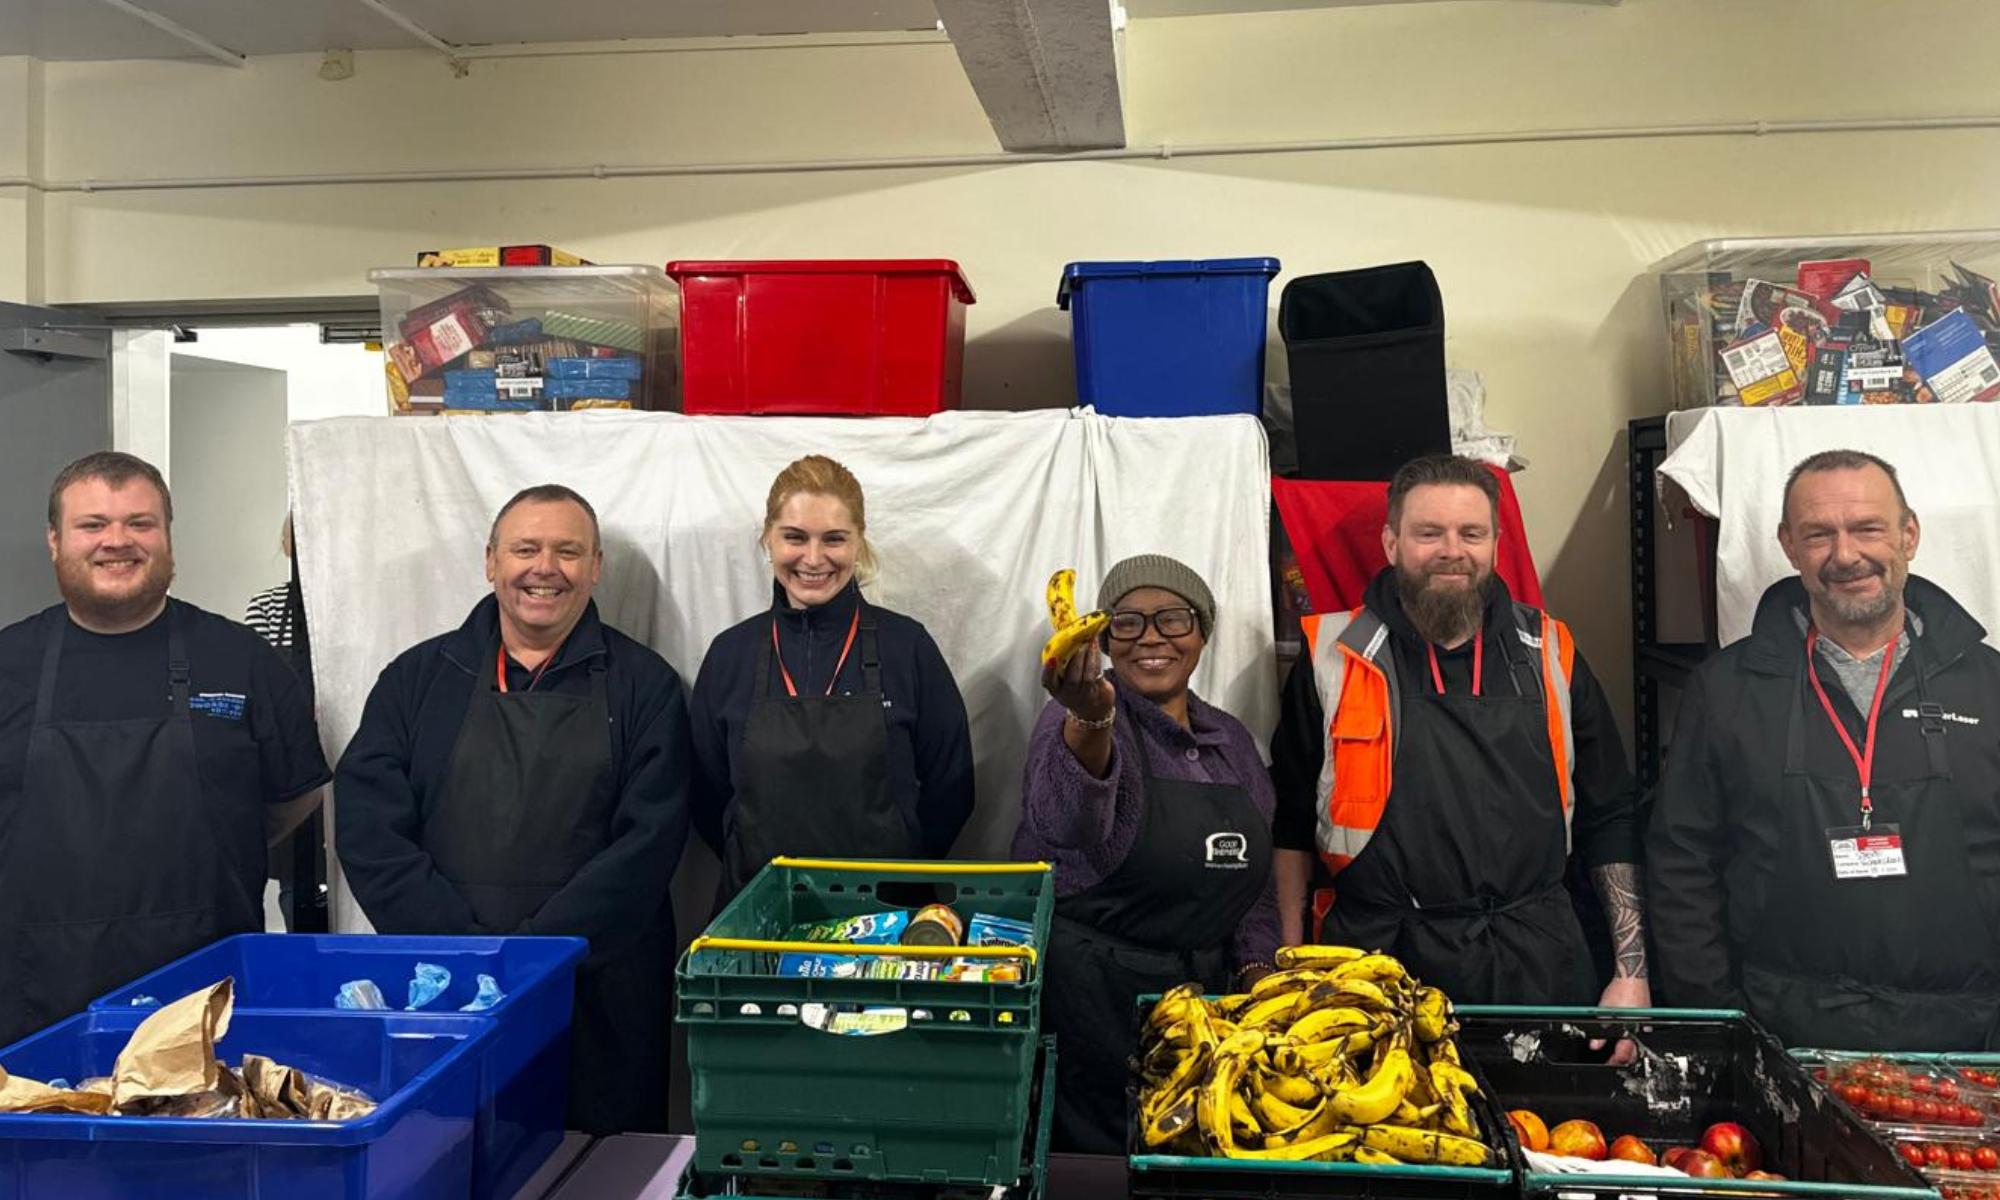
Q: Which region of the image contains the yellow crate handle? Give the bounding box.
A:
[770,857,1051,875]
[687,936,1037,964]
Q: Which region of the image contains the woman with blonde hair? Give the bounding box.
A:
[690,455,974,907]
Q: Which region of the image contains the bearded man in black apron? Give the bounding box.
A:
[1269,455,1651,1023]
[337,484,692,1133]
[1016,554,1280,1154]
[1652,449,2000,1051]
[0,452,330,1048]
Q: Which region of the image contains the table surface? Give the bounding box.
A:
[511,1136,1126,1200]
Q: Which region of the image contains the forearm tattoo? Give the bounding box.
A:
[1591,863,1650,980]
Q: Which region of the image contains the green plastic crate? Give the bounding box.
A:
[676,857,1053,1187]
[674,1036,1058,1200]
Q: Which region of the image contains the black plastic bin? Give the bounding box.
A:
[1455,1006,1937,1200]
[1280,261,1451,482]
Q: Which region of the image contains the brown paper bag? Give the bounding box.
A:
[110,978,234,1113]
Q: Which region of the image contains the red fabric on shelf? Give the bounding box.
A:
[1272,466,1543,615]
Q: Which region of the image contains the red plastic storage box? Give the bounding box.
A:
[665,259,975,415]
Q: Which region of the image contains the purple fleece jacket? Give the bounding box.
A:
[1012,680,1282,970]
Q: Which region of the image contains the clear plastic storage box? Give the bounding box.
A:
[372,265,679,415]
[1652,230,2000,410]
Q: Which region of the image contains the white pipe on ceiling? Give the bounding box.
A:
[13,112,2000,194]
[88,0,245,67]
[350,0,459,58]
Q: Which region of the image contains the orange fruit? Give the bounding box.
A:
[1507,1109,1551,1152]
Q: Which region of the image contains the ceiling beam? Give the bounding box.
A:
[936,0,1126,152]
[88,0,245,67]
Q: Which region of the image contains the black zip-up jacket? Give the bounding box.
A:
[688,580,975,859]
[335,596,692,958]
[1648,574,2000,1010]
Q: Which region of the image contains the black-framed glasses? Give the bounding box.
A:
[1107,607,1198,641]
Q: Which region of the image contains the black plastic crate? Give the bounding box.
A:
[675,1037,1056,1200]
[1456,1006,1937,1200]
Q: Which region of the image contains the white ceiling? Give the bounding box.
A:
[0,0,1583,61]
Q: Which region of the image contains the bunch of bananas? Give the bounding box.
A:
[1135,945,1492,1166]
[1042,568,1111,670]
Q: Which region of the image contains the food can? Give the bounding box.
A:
[901,903,966,947]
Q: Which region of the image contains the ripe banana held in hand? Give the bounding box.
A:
[1041,568,1111,670]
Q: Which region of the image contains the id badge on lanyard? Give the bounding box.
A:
[1827,824,1908,879]
[1807,627,1911,882]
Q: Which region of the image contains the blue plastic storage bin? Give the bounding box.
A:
[0,1009,490,1200]
[91,934,586,1200]
[1057,257,1280,417]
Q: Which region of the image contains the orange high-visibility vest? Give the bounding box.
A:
[1298,603,1578,879]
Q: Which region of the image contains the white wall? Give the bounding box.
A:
[170,326,385,424]
[20,0,2000,729]
[167,356,290,618]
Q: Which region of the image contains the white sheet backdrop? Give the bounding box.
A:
[1659,404,2000,648]
[287,408,1276,934]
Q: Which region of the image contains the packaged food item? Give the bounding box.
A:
[776,953,947,981]
[1904,309,2000,403]
[786,911,910,945]
[901,904,965,947]
[1720,327,1804,406]
[965,912,1037,949]
[416,245,591,268]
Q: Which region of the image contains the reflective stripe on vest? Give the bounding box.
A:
[1300,602,1578,878]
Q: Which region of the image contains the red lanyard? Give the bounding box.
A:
[1805,627,1898,830]
[496,641,563,693]
[1426,628,1483,697]
[772,609,861,699]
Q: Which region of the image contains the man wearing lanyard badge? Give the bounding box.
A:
[336,484,692,1131]
[1651,449,2000,1051]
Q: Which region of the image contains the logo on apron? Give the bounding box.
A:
[189,692,247,721]
[1204,831,1249,869]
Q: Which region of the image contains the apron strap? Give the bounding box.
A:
[1786,656,1809,776]
[166,606,190,716]
[859,607,880,695]
[33,609,66,727]
[1402,879,1566,943]
[1913,651,1953,778]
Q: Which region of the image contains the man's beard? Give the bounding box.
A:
[55,551,174,630]
[1397,564,1490,646]
[1818,558,1903,626]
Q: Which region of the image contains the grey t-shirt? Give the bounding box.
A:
[1794,606,1918,711]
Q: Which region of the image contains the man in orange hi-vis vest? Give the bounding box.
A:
[1269,455,1651,1019]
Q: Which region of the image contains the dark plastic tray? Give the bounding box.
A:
[1457,1006,1937,1200]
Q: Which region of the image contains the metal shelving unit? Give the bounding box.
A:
[1629,415,1711,788]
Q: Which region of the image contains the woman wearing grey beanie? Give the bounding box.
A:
[1014,553,1280,1154]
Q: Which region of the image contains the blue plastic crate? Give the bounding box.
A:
[1057,257,1280,417]
[90,934,586,1200]
[0,1009,490,1200]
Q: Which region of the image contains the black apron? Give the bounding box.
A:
[1740,642,2000,1051]
[1044,743,1272,1155]
[717,607,906,906]
[423,652,674,1134]
[0,607,264,1046]
[1318,629,1597,1006]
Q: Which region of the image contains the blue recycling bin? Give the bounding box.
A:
[0,1009,491,1200]
[91,934,587,1200]
[1057,257,1280,417]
